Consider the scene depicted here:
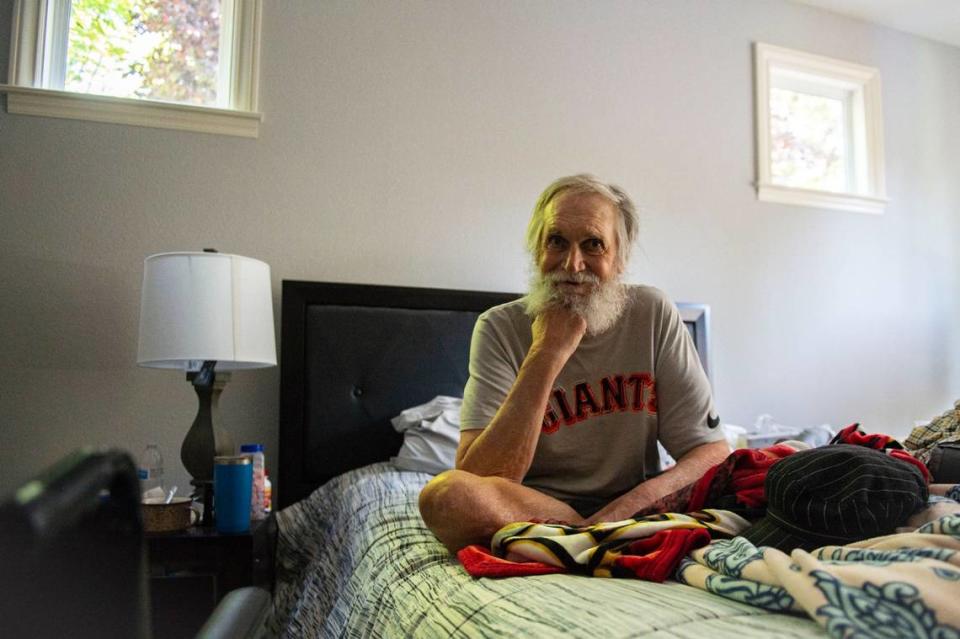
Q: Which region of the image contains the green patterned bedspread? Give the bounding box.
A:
[267,463,825,638]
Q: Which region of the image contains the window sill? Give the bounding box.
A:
[757,182,888,215]
[0,85,262,138]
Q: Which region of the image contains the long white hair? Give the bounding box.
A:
[525,174,639,272]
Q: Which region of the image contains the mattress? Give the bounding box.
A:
[267,463,825,638]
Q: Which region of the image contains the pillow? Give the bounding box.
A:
[390,396,461,475]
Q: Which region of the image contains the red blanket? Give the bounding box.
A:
[458,527,711,582]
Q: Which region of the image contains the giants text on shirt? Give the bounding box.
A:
[542,372,656,434]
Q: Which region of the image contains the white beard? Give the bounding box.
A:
[524,270,628,336]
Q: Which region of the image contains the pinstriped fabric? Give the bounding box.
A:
[742,445,927,551]
[266,463,825,638]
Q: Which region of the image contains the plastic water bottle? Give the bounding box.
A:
[240,443,266,520]
[138,443,164,499]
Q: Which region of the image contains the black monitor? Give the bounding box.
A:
[0,449,150,638]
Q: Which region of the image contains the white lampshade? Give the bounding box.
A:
[137,252,277,370]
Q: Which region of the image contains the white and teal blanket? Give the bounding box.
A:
[677,513,960,638]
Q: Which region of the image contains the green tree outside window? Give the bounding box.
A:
[66,0,221,106]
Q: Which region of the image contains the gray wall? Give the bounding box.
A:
[2,0,958,496]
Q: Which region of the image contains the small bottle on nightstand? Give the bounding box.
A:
[138,443,164,499]
[241,443,266,520]
[263,471,272,515]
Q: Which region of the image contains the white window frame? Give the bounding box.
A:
[1,0,263,138]
[754,43,887,214]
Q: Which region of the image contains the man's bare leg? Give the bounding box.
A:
[418,469,585,554]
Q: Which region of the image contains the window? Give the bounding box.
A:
[2,0,262,137]
[754,43,887,214]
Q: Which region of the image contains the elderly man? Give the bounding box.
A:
[419,174,729,553]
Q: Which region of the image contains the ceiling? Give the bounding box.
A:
[790,0,960,48]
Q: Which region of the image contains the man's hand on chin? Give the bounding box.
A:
[531,306,587,361]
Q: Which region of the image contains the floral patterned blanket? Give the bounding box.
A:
[677,512,960,639]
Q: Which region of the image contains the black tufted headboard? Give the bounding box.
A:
[278,281,519,508]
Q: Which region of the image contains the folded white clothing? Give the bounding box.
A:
[390,395,462,475]
[391,395,462,431]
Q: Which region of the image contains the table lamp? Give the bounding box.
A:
[137,250,276,523]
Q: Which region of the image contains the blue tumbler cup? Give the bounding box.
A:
[214,455,252,533]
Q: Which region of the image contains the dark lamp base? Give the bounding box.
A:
[192,479,215,527]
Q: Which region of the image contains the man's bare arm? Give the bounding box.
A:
[584,440,730,524]
[455,308,585,482]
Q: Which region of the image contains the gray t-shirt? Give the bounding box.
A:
[461,285,722,511]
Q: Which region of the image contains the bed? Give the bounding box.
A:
[268,280,827,637]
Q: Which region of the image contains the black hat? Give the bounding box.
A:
[740,444,928,551]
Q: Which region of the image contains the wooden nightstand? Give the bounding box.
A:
[146,516,275,639]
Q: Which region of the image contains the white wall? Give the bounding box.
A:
[2,0,958,496]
